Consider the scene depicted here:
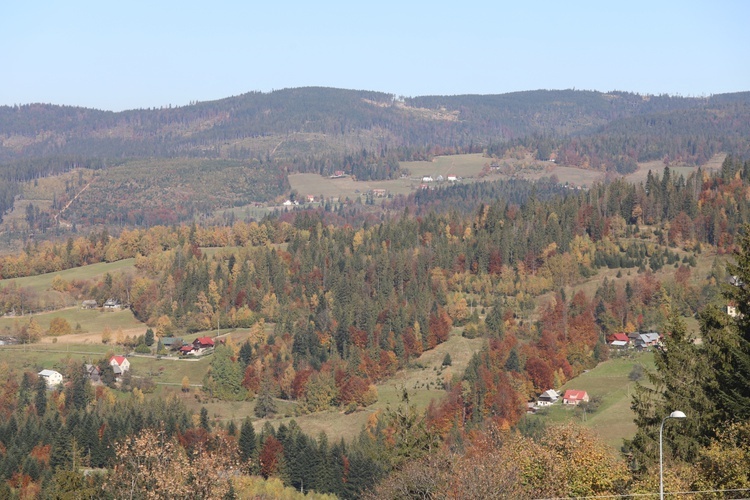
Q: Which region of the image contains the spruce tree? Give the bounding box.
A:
[238,417,256,464]
[34,377,47,416]
[200,407,211,431]
[254,379,277,418]
[629,309,717,468]
[713,224,750,420]
[144,328,155,346]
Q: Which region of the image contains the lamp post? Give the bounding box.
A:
[659,410,686,500]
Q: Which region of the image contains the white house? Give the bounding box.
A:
[103,298,121,310]
[447,175,458,182]
[38,369,63,389]
[563,389,589,405]
[109,355,130,373]
[421,176,433,183]
[536,389,560,407]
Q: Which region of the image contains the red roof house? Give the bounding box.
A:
[109,355,130,372]
[609,333,630,343]
[563,390,589,405]
[193,337,215,349]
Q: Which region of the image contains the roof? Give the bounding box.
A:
[161,337,182,346]
[563,390,588,401]
[180,345,194,352]
[540,389,559,399]
[611,333,629,342]
[610,340,628,347]
[194,336,215,346]
[638,333,661,343]
[39,369,61,377]
[110,355,127,365]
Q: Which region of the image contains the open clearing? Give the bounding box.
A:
[532,352,655,449]
[0,258,136,294]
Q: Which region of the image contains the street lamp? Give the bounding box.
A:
[660,410,686,500]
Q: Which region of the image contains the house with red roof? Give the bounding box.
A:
[193,337,215,349]
[109,355,130,375]
[563,390,589,405]
[608,332,631,348]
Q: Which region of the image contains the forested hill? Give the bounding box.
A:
[2,88,750,167]
[1,88,749,226]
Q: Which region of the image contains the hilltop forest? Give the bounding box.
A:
[2,88,750,229]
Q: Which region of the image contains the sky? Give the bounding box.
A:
[3,0,749,111]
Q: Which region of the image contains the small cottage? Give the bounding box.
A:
[39,369,63,388]
[537,389,560,406]
[563,390,589,405]
[109,355,130,373]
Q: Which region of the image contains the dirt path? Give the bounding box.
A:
[54,179,92,225]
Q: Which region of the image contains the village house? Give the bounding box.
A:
[371,188,387,197]
[109,355,130,373]
[421,176,433,182]
[103,298,121,310]
[81,299,98,309]
[38,369,63,389]
[536,389,560,407]
[193,336,215,350]
[563,389,589,405]
[84,364,101,383]
[306,194,316,203]
[634,332,661,349]
[160,337,183,351]
[180,336,216,356]
[608,332,631,348]
[447,175,458,182]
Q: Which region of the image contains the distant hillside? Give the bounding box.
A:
[1,87,749,226]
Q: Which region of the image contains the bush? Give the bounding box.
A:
[629,363,645,382]
[135,343,151,354]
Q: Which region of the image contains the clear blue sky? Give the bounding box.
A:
[3,0,749,111]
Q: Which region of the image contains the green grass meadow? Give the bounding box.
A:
[1,258,136,294]
[532,352,655,448]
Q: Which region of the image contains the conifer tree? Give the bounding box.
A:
[34,376,47,416]
[629,308,717,468]
[238,417,257,465]
[712,224,750,421]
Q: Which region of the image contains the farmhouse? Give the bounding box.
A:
[563,390,589,405]
[160,337,183,350]
[447,175,458,182]
[109,355,130,373]
[608,333,630,348]
[103,298,121,310]
[421,176,433,182]
[180,336,216,356]
[634,332,661,349]
[371,188,387,197]
[38,369,63,388]
[536,389,559,406]
[193,337,215,349]
[81,300,98,309]
[85,364,101,383]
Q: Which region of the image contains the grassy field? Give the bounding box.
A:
[0,307,145,341]
[532,351,655,449]
[0,258,136,294]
